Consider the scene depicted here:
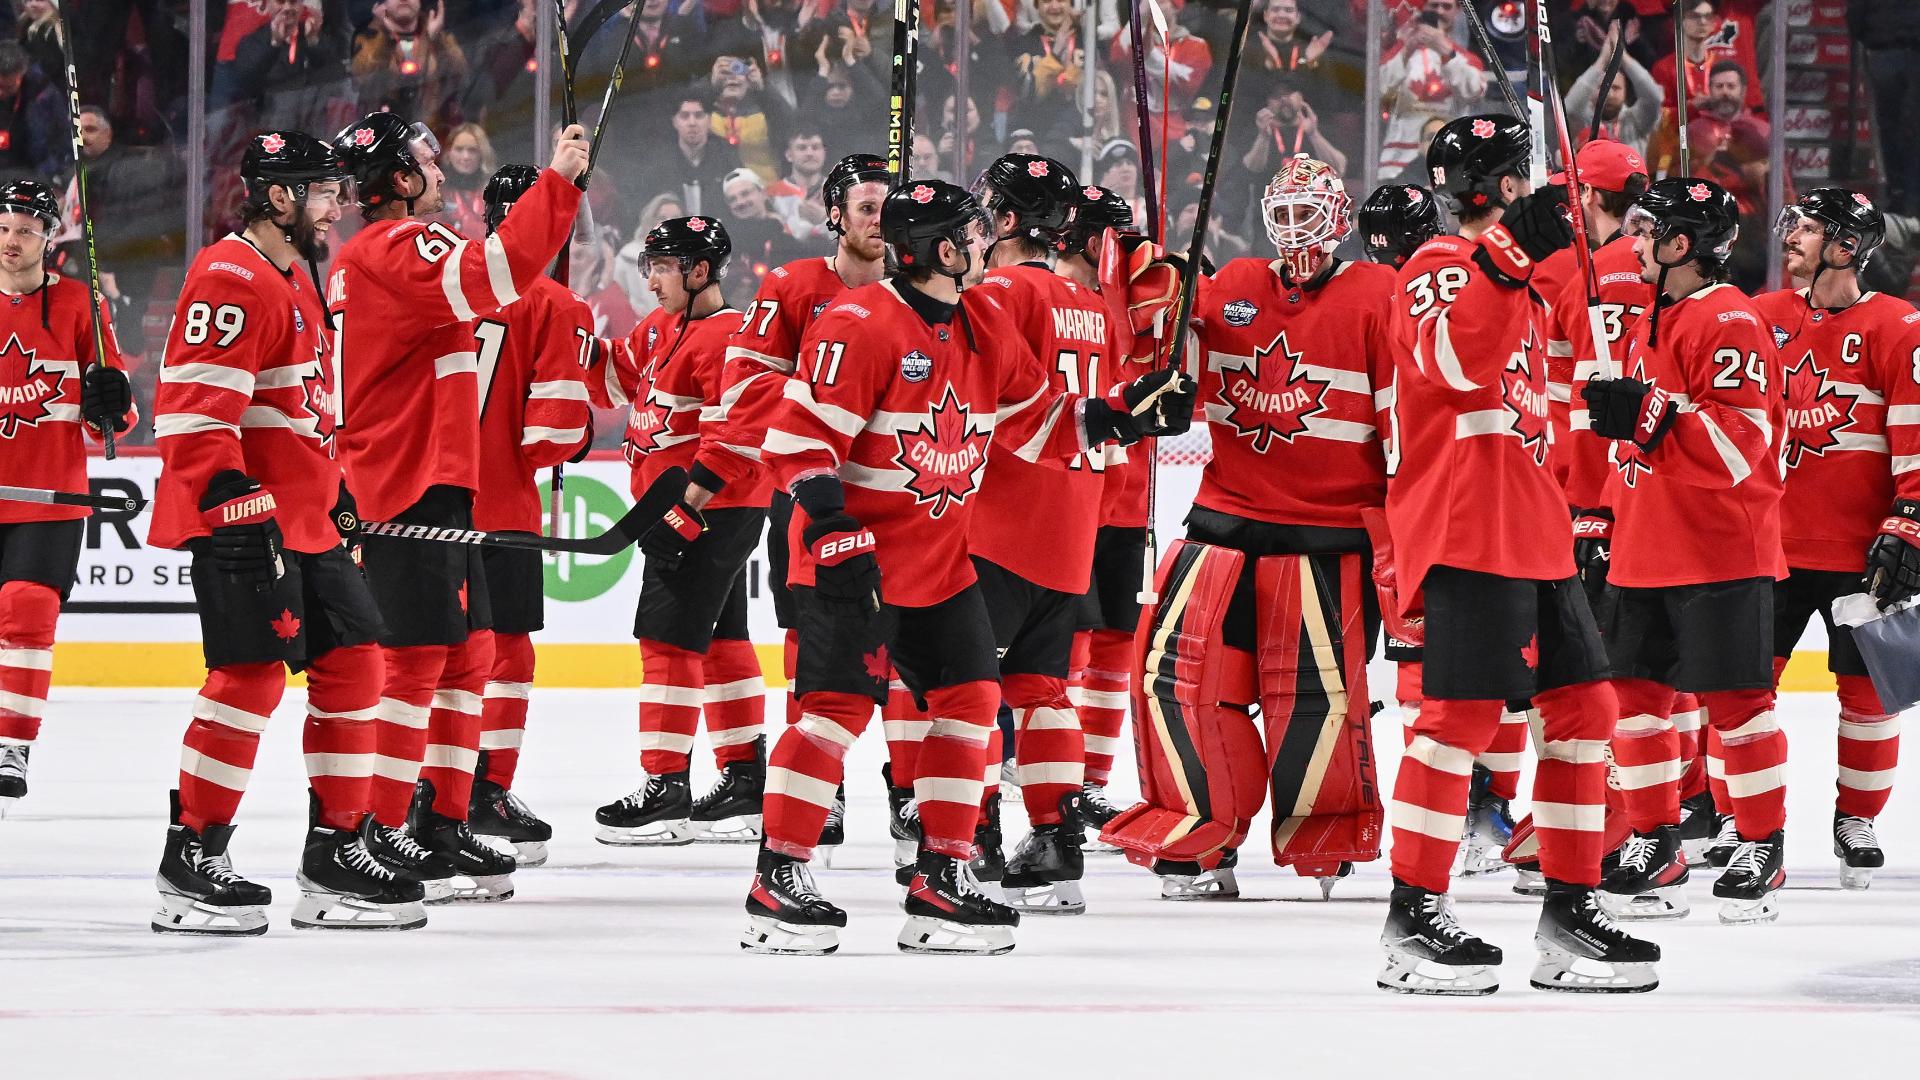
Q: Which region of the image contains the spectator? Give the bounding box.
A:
[1067,69,1125,162]
[1647,56,1763,179]
[640,93,743,216]
[1241,81,1347,180]
[1551,0,1658,76]
[708,53,793,182]
[767,127,830,241]
[572,226,640,338]
[63,105,183,353]
[1852,0,1920,216]
[1109,0,1212,145]
[14,0,63,93]
[0,41,62,180]
[1379,114,1447,184]
[438,122,495,239]
[68,0,190,138]
[1008,0,1088,146]
[1377,0,1486,178]
[796,0,889,88]
[458,0,541,151]
[351,0,470,134]
[1094,138,1147,227]
[1006,127,1041,157]
[615,191,688,314]
[937,92,997,180]
[1565,18,1662,155]
[592,0,704,165]
[722,165,807,284]
[1171,194,1250,270]
[920,0,1016,148]
[1648,0,1761,123]
[910,131,948,181]
[1249,0,1337,105]
[804,60,884,159]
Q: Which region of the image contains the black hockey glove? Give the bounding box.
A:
[1865,499,1920,610]
[803,513,881,621]
[1582,377,1675,451]
[200,470,284,587]
[1474,189,1573,288]
[331,482,363,565]
[641,496,706,572]
[1572,508,1613,586]
[80,364,132,433]
[1085,367,1196,445]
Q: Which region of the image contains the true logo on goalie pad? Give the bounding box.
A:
[1223,299,1257,327]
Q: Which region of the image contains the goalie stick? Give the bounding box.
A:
[0,485,144,513]
[359,467,688,556]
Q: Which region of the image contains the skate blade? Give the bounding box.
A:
[291,891,428,931]
[151,891,269,936]
[1456,844,1513,877]
[424,873,514,905]
[1376,952,1499,996]
[1083,838,1123,856]
[1004,879,1086,916]
[815,844,839,869]
[891,837,918,869]
[511,840,549,867]
[688,813,763,844]
[1680,837,1713,866]
[1839,864,1874,891]
[1715,892,1780,925]
[594,820,695,846]
[1510,868,1546,896]
[1159,868,1239,901]
[897,915,1015,955]
[740,915,839,955]
[1599,884,1690,921]
[1529,949,1658,993]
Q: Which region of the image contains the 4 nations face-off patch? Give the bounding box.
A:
[1223,300,1258,327]
[900,350,932,383]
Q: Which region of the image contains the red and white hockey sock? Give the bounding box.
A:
[1671,692,1707,800]
[702,638,765,767]
[915,680,998,858]
[302,642,380,830]
[423,629,492,820]
[763,690,869,859]
[1610,678,1682,833]
[1396,661,1423,749]
[1700,688,1787,838]
[1079,628,1132,787]
[881,673,927,787]
[1389,697,1503,893]
[1478,703,1532,802]
[0,580,58,748]
[1530,681,1615,888]
[782,628,800,727]
[178,661,284,832]
[370,644,445,827]
[480,631,535,789]
[1006,672,1083,825]
[1704,725,1730,813]
[637,638,706,776]
[1835,674,1898,819]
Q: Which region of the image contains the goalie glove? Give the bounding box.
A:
[1099,231,1188,367]
[1866,499,1920,610]
[1583,377,1675,451]
[1360,507,1423,647]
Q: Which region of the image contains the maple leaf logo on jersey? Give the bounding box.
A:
[1613,360,1657,489]
[1782,352,1856,469]
[1499,330,1550,466]
[624,394,670,458]
[892,385,990,518]
[1210,331,1329,452]
[1472,119,1496,139]
[0,334,64,439]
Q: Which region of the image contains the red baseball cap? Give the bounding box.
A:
[1548,138,1650,193]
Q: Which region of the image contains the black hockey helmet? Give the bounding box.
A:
[240,130,348,220]
[1426,113,1531,215]
[483,164,543,235]
[881,179,989,274]
[1626,176,1740,269]
[972,153,1079,250]
[1357,182,1443,268]
[1062,184,1136,256]
[0,178,60,231]
[643,215,732,280]
[823,153,891,234]
[1776,187,1886,270]
[333,112,440,212]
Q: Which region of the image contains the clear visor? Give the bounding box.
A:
[1261,188,1346,251]
[1773,206,1821,241]
[1620,205,1664,239]
[406,123,441,168]
[0,214,51,244]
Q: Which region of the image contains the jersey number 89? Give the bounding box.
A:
[181,302,245,347]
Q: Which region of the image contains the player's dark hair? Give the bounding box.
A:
[1596,173,1650,220]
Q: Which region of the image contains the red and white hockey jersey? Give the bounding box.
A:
[1608,283,1786,588]
[1386,234,1574,599]
[149,235,340,554]
[1544,235,1653,510]
[966,263,1121,594]
[1753,288,1920,573]
[472,275,596,533]
[0,275,126,524]
[765,280,1097,608]
[327,169,580,521]
[1192,257,1395,529]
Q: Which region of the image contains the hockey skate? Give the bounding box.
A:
[816,784,847,868]
[594,772,695,846]
[1531,881,1661,993]
[152,793,270,936]
[468,754,552,866]
[1315,861,1355,900]
[741,848,845,955]
[883,763,920,871]
[1377,883,1502,995]
[0,743,29,803]
[1079,781,1123,855]
[1003,794,1087,915]
[900,848,1019,955]
[1834,812,1883,891]
[1600,825,1691,920]
[361,814,458,887]
[1713,828,1785,925]
[292,822,428,931]
[998,757,1022,803]
[410,781,516,903]
[1702,811,1740,868]
[1677,790,1717,864]
[1456,764,1514,877]
[687,750,765,843]
[1154,848,1239,900]
[969,792,1006,886]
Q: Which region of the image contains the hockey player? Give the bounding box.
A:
[1379,115,1658,993]
[1357,183,1442,269]
[466,165,599,867]
[1754,189,1920,890]
[1584,177,1790,926]
[590,216,773,846]
[0,179,131,802]
[328,112,587,901]
[740,180,1190,956]
[148,132,423,934]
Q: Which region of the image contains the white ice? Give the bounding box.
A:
[4,686,1917,1079]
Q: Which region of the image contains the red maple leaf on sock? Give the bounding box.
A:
[271,608,302,641]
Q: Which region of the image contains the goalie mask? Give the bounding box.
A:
[1260,154,1352,281]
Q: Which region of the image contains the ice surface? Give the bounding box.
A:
[3,687,1916,1079]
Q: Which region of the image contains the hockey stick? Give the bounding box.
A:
[1587,11,1629,143]
[1535,0,1616,381]
[50,4,115,460]
[363,467,686,556]
[1672,0,1689,175]
[580,2,643,189]
[571,0,635,55]
[1457,0,1525,122]
[547,0,584,542]
[0,484,144,513]
[887,0,920,182]
[1127,0,1162,244]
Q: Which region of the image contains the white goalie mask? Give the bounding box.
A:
[1261,154,1353,281]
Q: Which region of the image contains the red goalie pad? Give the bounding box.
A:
[1256,553,1384,876]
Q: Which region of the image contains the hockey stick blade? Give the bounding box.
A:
[0,484,145,512]
[362,467,687,556]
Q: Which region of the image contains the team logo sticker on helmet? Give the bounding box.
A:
[1688,184,1710,202]
[1028,160,1050,177]
[893,386,991,518]
[260,133,285,154]
[1223,299,1258,327]
[1472,119,1496,138]
[910,185,935,204]
[353,127,375,147]
[900,350,933,383]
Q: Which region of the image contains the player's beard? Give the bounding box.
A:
[289,209,331,263]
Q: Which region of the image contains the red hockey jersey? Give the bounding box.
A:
[149,235,340,554]
[1094,275,1152,529]
[1608,283,1786,588]
[327,169,580,521]
[1753,288,1920,573]
[1192,257,1395,529]
[0,275,126,524]
[472,275,596,533]
[1386,234,1573,600]
[765,280,1097,608]
[1545,235,1654,509]
[966,263,1120,594]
